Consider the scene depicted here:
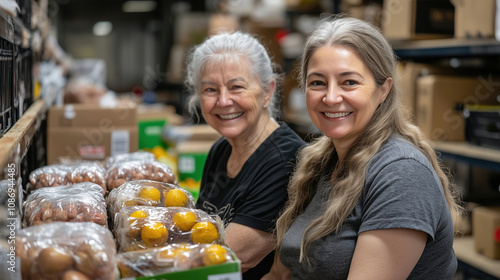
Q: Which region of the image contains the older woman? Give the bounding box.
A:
[263,17,464,280]
[185,31,305,279]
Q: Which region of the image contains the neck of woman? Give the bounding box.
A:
[226,118,279,178]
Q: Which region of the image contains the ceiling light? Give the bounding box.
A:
[122,1,157,13]
[93,21,113,36]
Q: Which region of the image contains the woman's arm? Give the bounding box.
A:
[224,222,276,272]
[261,254,291,280]
[348,228,427,280]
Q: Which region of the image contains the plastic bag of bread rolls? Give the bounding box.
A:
[106,159,177,191]
[104,151,156,169]
[29,162,107,195]
[16,222,117,280]
[107,180,195,222]
[114,206,225,252]
[22,182,108,228]
[117,243,235,278]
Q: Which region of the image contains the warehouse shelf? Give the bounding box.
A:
[431,141,500,171]
[454,236,500,279]
[392,38,500,59]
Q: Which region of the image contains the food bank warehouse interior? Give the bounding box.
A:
[0,0,500,279]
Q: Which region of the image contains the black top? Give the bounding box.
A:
[196,123,305,279]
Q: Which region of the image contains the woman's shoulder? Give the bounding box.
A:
[272,122,306,147]
[371,134,432,169]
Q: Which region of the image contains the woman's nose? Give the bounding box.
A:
[323,85,342,105]
[217,88,233,107]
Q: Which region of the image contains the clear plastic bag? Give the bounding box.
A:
[15,222,117,280]
[114,206,225,252]
[106,159,176,191]
[117,243,235,278]
[22,182,108,228]
[29,162,107,195]
[104,151,156,170]
[107,179,195,222]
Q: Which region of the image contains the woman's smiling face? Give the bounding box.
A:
[199,57,271,141]
[305,45,390,148]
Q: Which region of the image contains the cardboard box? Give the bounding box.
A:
[453,0,495,38]
[473,206,500,259]
[47,104,138,164]
[399,62,454,117]
[415,75,499,141]
[383,0,455,40]
[164,125,221,143]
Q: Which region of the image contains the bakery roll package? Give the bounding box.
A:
[107,179,195,222]
[106,159,177,191]
[15,222,118,280]
[113,206,225,252]
[104,151,156,169]
[28,161,107,195]
[22,182,108,228]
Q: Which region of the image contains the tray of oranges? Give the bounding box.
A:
[114,206,224,252]
[117,243,235,278]
[107,180,195,222]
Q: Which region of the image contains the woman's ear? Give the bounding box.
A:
[264,80,276,107]
[378,77,393,104]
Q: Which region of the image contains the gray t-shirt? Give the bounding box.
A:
[280,135,456,279]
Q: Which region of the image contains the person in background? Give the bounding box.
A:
[263,16,465,280]
[185,31,305,279]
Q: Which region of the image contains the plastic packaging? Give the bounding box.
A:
[114,206,224,252]
[117,243,235,278]
[106,159,176,191]
[16,222,117,280]
[29,161,107,195]
[104,151,156,169]
[107,180,195,222]
[22,182,108,228]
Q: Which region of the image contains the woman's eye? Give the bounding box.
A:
[202,88,217,95]
[309,80,325,87]
[344,80,358,86]
[231,85,244,90]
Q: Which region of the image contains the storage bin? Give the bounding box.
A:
[0,36,14,136]
[464,105,500,150]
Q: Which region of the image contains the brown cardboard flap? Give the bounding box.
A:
[48,104,137,128]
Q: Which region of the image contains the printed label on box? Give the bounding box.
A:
[208,272,242,280]
[179,156,195,173]
[79,145,105,159]
[112,130,130,156]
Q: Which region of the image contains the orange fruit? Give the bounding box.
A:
[172,211,197,232]
[128,210,149,226]
[164,189,187,207]
[190,222,219,244]
[202,244,228,266]
[157,246,189,260]
[141,222,168,247]
[139,186,161,206]
[130,210,148,219]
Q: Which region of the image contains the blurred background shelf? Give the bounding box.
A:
[392,38,500,59]
[454,236,500,280]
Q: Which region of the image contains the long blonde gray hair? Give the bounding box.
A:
[275,16,464,266]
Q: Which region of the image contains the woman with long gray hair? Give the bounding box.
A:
[185,31,305,279]
[263,17,464,280]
